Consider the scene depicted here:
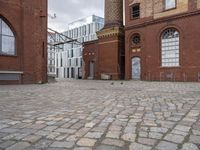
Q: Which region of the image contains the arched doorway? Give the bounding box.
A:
[132,57,141,80]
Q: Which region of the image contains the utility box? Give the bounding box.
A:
[101,74,111,80]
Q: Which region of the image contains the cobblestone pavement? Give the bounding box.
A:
[0,80,200,150]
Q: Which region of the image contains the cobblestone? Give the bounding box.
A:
[129,142,152,150]
[156,141,177,150]
[181,143,199,150]
[0,80,200,150]
[50,141,74,148]
[101,138,125,147]
[77,138,97,147]
[5,142,30,150]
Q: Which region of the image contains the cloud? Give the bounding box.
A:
[48,0,104,32]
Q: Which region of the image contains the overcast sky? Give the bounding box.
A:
[48,0,104,32]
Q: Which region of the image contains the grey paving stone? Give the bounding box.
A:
[33,139,53,149]
[171,129,188,136]
[22,135,42,143]
[174,125,191,132]
[156,141,177,150]
[121,133,136,142]
[148,132,163,139]
[77,138,97,147]
[95,145,122,150]
[46,132,61,139]
[0,128,19,133]
[150,127,168,133]
[84,132,103,139]
[0,141,16,149]
[5,142,30,150]
[106,131,121,139]
[124,126,136,133]
[164,134,185,143]
[101,139,125,147]
[109,126,122,131]
[85,122,96,128]
[129,142,152,150]
[50,141,74,148]
[189,135,200,144]
[139,131,148,137]
[181,143,199,150]
[192,129,200,136]
[55,128,76,134]
[0,124,10,130]
[138,137,157,146]
[43,126,58,131]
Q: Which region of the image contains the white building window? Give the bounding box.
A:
[0,18,15,55]
[165,0,176,10]
[161,28,179,67]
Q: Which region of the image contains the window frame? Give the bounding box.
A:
[0,17,16,56]
[132,34,141,45]
[130,3,140,20]
[164,0,177,11]
[161,28,180,68]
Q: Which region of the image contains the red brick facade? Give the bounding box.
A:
[83,0,200,82]
[125,0,200,81]
[0,0,47,84]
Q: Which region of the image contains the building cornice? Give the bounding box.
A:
[97,26,124,39]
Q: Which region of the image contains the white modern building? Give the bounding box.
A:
[47,32,56,76]
[55,15,104,79]
[47,31,64,77]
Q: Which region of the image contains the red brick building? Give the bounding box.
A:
[83,0,200,82]
[83,0,125,80]
[0,0,47,84]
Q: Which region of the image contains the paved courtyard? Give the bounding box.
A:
[0,80,200,150]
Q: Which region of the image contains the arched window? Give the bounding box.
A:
[161,28,179,67]
[0,18,15,55]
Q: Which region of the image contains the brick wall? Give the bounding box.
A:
[125,13,200,81]
[126,0,190,27]
[0,0,47,84]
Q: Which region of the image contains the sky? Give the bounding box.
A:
[48,0,104,32]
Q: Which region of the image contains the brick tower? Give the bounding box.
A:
[97,0,124,80]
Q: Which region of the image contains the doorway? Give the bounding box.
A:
[132,57,141,80]
[88,61,94,79]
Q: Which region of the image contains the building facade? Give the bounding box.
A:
[125,0,200,81]
[0,0,48,84]
[55,15,104,79]
[83,0,200,82]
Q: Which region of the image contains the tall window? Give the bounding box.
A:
[165,0,176,10]
[161,28,179,67]
[0,18,15,55]
[131,4,140,19]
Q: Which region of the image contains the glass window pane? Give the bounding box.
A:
[161,28,179,67]
[165,0,176,9]
[2,35,15,55]
[2,20,13,36]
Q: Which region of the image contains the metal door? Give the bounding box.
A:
[132,57,141,80]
